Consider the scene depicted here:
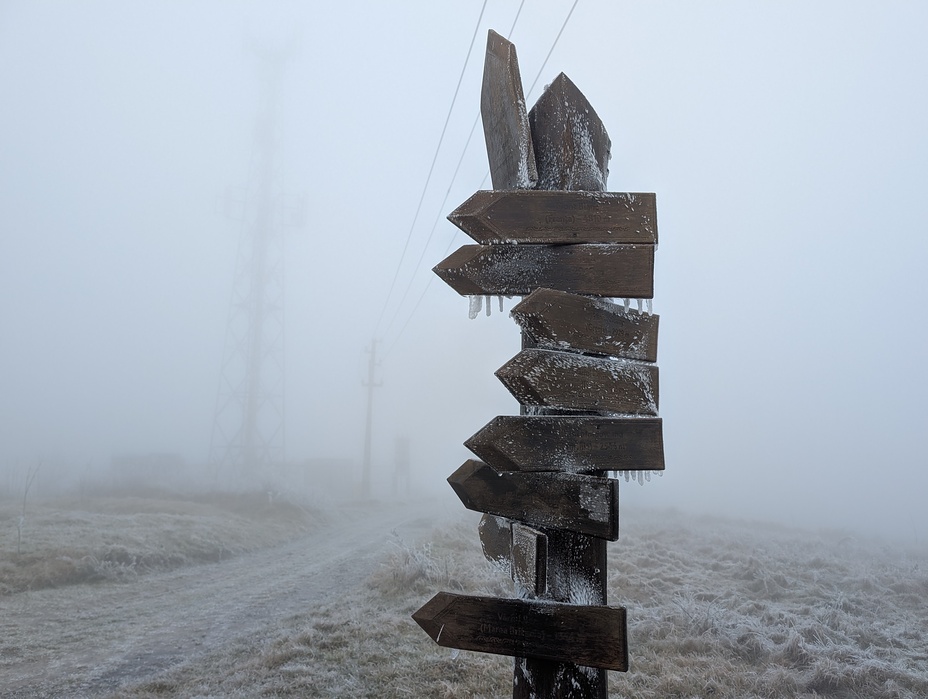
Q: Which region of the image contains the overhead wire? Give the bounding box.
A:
[382,1,527,358]
[525,0,579,101]
[372,0,489,340]
[383,0,583,358]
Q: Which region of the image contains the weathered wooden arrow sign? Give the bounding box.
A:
[466,415,665,474]
[478,513,511,566]
[496,348,658,415]
[530,72,611,192]
[512,287,659,361]
[433,243,654,298]
[448,460,619,540]
[481,30,536,190]
[448,190,657,245]
[413,592,628,671]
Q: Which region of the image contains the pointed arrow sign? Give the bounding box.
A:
[512,287,659,361]
[433,244,654,298]
[466,415,664,474]
[530,72,611,192]
[412,592,628,671]
[496,348,658,415]
[448,460,619,540]
[448,190,657,245]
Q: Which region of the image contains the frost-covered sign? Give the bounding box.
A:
[415,29,664,699]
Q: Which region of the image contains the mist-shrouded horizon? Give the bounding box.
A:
[1,1,926,542]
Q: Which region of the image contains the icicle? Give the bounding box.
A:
[638,471,644,485]
[623,470,631,482]
[646,298,653,315]
[636,298,643,313]
[498,295,504,313]
[623,298,630,312]
[645,471,651,482]
[468,296,482,320]
[485,295,492,317]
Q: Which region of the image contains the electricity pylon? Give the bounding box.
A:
[209,47,303,483]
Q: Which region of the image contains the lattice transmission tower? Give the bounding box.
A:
[209,47,303,483]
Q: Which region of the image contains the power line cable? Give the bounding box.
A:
[381,1,528,344]
[372,0,488,338]
[385,2,563,358]
[525,0,579,101]
[381,109,482,342]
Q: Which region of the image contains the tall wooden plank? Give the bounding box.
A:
[481,30,537,190]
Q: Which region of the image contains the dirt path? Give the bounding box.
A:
[0,499,445,698]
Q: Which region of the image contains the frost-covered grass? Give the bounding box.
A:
[0,490,320,595]
[611,508,928,698]
[119,506,928,698]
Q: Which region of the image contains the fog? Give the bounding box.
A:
[1,1,926,541]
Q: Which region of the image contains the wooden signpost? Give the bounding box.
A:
[414,29,664,698]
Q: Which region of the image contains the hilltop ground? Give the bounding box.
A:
[2,491,927,698]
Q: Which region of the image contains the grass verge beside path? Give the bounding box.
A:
[0,491,321,595]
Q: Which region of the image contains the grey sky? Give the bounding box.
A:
[1,1,926,539]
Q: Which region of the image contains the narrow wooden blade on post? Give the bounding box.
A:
[511,522,547,595]
[412,592,628,671]
[512,287,659,361]
[466,415,665,474]
[496,348,659,415]
[481,30,537,190]
[448,460,619,540]
[530,72,611,191]
[448,190,657,244]
[433,243,654,298]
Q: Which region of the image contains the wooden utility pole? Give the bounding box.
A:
[361,338,381,498]
[414,30,664,698]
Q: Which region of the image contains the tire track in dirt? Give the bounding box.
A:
[0,499,446,698]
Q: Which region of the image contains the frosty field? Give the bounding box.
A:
[2,492,927,698]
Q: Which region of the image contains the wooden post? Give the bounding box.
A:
[511,69,614,697]
[415,30,663,699]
